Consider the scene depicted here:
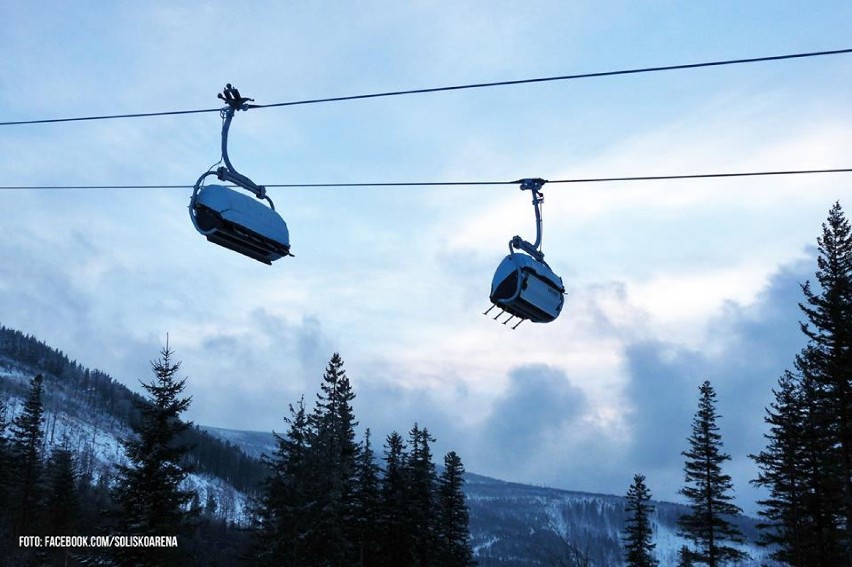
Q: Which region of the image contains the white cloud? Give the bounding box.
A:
[624,264,770,340]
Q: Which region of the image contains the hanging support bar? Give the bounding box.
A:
[509,178,547,263]
[215,84,274,207]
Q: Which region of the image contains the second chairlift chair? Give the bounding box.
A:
[486,178,565,328]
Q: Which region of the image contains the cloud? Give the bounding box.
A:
[181,309,337,430]
[475,364,591,476]
[349,359,619,491]
[483,365,587,450]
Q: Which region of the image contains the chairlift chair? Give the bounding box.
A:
[189,84,291,264]
[485,178,565,328]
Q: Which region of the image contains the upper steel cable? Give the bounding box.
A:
[1,48,851,126]
[1,168,851,190]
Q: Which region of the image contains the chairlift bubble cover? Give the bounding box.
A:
[192,184,290,264]
[490,253,565,323]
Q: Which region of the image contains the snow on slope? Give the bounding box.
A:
[200,425,277,460]
[0,364,253,526]
[465,475,777,566]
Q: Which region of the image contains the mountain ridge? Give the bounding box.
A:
[198,424,772,566]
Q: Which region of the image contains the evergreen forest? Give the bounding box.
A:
[0,336,474,565]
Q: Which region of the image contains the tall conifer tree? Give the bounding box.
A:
[437,451,475,566]
[255,398,312,566]
[44,444,80,566]
[751,370,817,565]
[0,400,11,540]
[353,428,382,566]
[407,423,438,564]
[796,201,852,565]
[678,380,746,566]
[752,202,852,565]
[113,345,194,565]
[45,443,80,535]
[623,473,658,567]
[10,374,46,537]
[380,431,414,565]
[306,352,360,564]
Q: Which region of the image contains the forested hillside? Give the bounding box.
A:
[0,325,267,495]
[0,327,476,566]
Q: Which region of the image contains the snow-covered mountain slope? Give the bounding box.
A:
[200,425,276,461]
[0,348,259,526]
[463,473,774,566]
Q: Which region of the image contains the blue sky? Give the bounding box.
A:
[2,1,852,514]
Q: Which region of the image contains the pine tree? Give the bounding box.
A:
[676,545,695,567]
[0,400,13,556]
[797,201,852,565]
[623,473,658,567]
[45,443,80,534]
[437,451,475,566]
[751,370,815,565]
[406,423,439,565]
[379,431,414,566]
[797,354,846,564]
[750,202,852,565]
[44,443,81,566]
[677,380,747,566]
[306,352,360,564]
[113,345,194,565]
[10,374,46,537]
[255,397,312,566]
[0,400,9,493]
[353,428,382,566]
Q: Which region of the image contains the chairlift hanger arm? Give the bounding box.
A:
[216,85,273,207]
[510,178,547,262]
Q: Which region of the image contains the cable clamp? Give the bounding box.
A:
[519,178,546,192]
[218,84,255,111]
